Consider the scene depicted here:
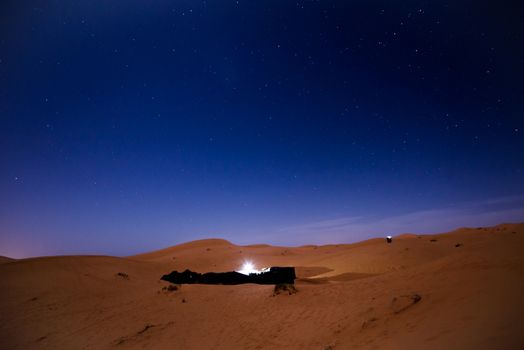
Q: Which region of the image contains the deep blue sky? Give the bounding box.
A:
[1,1,523,258]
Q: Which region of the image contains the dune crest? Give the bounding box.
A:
[1,223,523,349]
[0,256,15,264]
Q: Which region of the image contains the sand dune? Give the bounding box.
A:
[1,223,523,349]
[0,256,15,264]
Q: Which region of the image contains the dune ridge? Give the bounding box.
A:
[0,256,15,264]
[1,223,523,349]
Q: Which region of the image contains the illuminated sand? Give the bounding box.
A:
[1,223,523,349]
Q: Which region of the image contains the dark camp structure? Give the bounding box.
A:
[161,267,296,285]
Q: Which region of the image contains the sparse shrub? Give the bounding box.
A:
[391,294,422,314]
[162,284,179,292]
[116,272,129,279]
[361,317,378,329]
[273,283,298,296]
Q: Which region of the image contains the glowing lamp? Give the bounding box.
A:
[237,261,269,275]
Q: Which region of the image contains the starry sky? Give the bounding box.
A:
[1,1,523,258]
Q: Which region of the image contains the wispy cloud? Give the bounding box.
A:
[264,195,524,245]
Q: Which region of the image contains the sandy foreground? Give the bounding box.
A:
[1,223,523,349]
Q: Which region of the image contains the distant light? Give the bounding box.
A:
[386,235,392,239]
[237,261,257,275]
[237,261,268,275]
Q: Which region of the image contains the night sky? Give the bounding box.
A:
[1,1,523,258]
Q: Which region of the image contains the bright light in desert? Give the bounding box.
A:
[237,261,258,275]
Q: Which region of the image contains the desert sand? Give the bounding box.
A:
[1,223,523,349]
